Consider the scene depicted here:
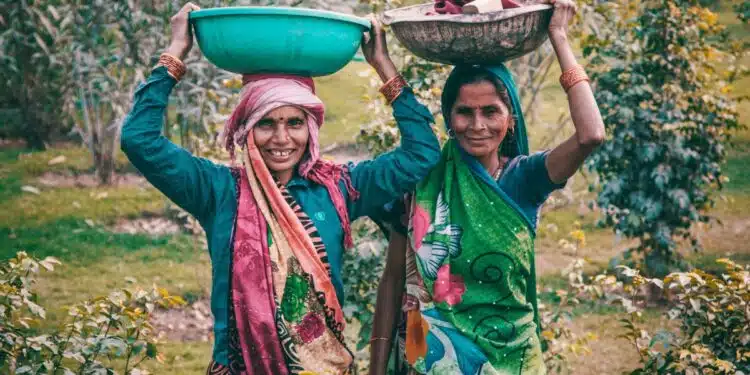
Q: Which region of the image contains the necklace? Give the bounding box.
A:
[492,164,503,180]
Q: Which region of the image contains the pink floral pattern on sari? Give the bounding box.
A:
[432,264,466,306]
[297,313,326,344]
[411,204,431,250]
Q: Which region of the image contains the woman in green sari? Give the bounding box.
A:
[369,1,604,374]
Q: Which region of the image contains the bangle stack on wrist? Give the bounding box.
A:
[157,53,187,81]
[379,75,409,105]
[559,64,589,93]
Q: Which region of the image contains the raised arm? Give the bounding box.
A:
[544,0,605,184]
[348,16,441,219]
[121,3,227,220]
[369,231,408,375]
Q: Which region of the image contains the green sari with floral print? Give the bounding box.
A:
[397,65,546,375]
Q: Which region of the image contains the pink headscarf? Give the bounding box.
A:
[223,74,360,248]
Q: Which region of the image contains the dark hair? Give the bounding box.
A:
[441,66,517,155]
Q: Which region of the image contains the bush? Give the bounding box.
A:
[582,0,747,276]
[342,221,387,348]
[637,260,749,374]
[598,260,749,375]
[1,252,185,374]
[736,0,750,23]
[539,257,600,374]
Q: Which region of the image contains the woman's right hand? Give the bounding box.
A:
[361,14,398,84]
[165,2,201,60]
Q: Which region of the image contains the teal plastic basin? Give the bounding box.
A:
[189,7,371,77]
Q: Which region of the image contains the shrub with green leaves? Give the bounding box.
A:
[539,258,601,374]
[1,252,185,374]
[736,0,750,23]
[582,0,746,276]
[652,260,749,373]
[600,260,749,375]
[342,221,387,348]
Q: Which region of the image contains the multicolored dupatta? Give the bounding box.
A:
[396,65,545,375]
[224,135,353,374]
[205,72,358,374]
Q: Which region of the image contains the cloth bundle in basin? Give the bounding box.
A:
[383,1,553,65]
[190,7,371,77]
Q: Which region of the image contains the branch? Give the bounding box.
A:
[123,331,141,374]
[522,50,556,119]
[74,51,95,155]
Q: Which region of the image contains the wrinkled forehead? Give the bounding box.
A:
[454,82,508,109]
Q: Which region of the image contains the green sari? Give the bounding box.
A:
[397,65,545,375]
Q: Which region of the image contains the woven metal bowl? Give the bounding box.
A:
[382,2,553,65]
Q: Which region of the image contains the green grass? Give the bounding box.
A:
[2,146,133,176]
[718,0,750,38]
[0,186,166,228]
[688,251,750,274]
[142,341,212,374]
[315,61,373,146]
[0,217,199,263]
[722,149,750,193]
[35,247,210,327]
[0,146,136,203]
[86,340,212,375]
[567,311,672,375]
[0,140,167,227]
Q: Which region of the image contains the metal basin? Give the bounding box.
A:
[382,2,553,65]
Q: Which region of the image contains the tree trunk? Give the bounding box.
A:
[19,69,49,150]
[23,131,47,150]
[19,106,48,150]
[95,151,115,185]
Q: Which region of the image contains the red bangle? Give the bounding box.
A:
[379,75,409,105]
[157,53,186,81]
[559,65,589,93]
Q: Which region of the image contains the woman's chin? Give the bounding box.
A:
[461,144,496,159]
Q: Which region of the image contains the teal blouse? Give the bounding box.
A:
[120,66,440,364]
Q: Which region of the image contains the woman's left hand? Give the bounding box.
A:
[546,0,577,39]
[361,14,398,82]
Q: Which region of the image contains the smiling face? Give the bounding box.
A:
[252,105,309,183]
[449,81,512,160]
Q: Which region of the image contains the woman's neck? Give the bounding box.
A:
[273,169,294,185]
[477,151,501,176]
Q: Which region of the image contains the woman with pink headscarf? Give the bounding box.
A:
[120,3,439,374]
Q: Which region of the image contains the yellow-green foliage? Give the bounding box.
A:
[1,252,186,374]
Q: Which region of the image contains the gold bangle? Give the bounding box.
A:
[559,65,589,93]
[379,75,409,105]
[157,53,187,81]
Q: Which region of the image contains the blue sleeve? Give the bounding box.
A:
[347,88,440,221]
[505,151,567,208]
[368,196,409,237]
[121,66,228,221]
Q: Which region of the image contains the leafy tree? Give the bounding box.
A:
[0,0,74,149]
[735,1,750,26]
[582,0,746,276]
[62,1,170,185]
